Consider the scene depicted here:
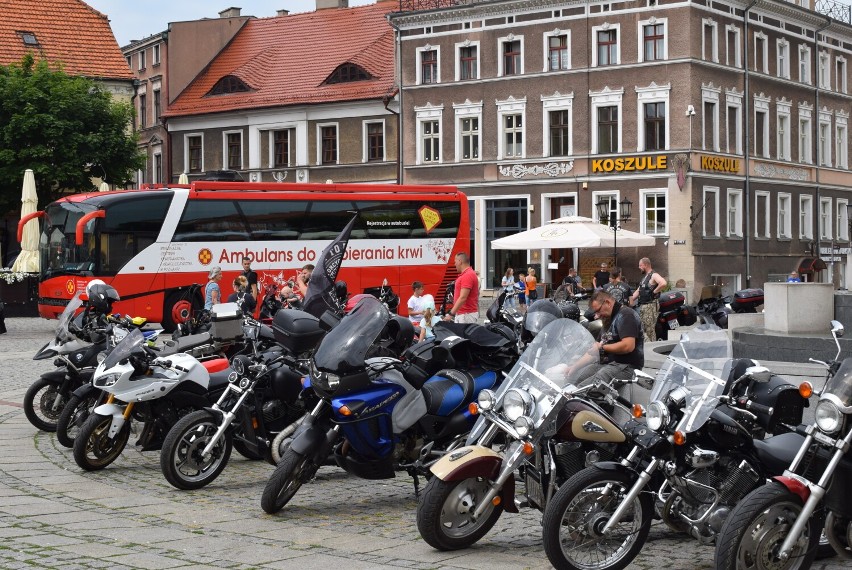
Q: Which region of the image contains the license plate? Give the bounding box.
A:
[525,473,545,509]
[668,320,679,329]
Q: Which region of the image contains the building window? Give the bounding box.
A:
[138,50,146,70]
[819,51,830,89]
[753,33,768,73]
[153,153,162,184]
[502,114,524,158]
[777,39,790,79]
[703,187,720,237]
[836,57,847,94]
[153,90,161,124]
[139,93,146,129]
[225,132,242,170]
[777,104,791,161]
[727,189,743,237]
[187,135,202,173]
[209,75,251,95]
[320,125,337,164]
[323,63,372,84]
[593,191,620,224]
[703,97,719,151]
[755,191,770,238]
[596,28,618,66]
[486,198,528,289]
[726,25,741,68]
[458,117,480,160]
[778,193,792,239]
[419,48,438,85]
[273,130,290,167]
[800,194,813,239]
[547,34,569,70]
[591,88,623,154]
[799,45,811,84]
[702,19,718,63]
[153,43,161,65]
[365,121,384,162]
[642,22,665,62]
[641,189,667,236]
[820,197,833,239]
[726,92,743,154]
[836,117,848,169]
[644,102,666,151]
[501,38,522,76]
[549,110,571,156]
[458,44,478,80]
[597,106,619,153]
[754,95,770,158]
[819,114,832,167]
[421,119,440,163]
[838,199,849,241]
[799,112,812,164]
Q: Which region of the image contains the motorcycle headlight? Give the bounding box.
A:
[815,400,842,434]
[503,388,533,422]
[95,373,120,388]
[478,389,496,411]
[514,416,533,437]
[228,372,239,383]
[646,401,669,432]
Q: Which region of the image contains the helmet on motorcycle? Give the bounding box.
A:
[345,293,374,314]
[87,283,120,314]
[557,300,581,322]
[522,299,562,343]
[85,279,107,296]
[334,280,348,303]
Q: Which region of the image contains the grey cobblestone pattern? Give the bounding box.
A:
[0,317,846,570]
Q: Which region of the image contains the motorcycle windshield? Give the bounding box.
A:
[56,292,84,340]
[652,325,731,433]
[823,357,852,408]
[495,318,598,428]
[313,295,389,374]
[103,327,144,370]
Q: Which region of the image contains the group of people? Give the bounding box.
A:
[407,252,480,340]
[203,257,315,316]
[499,266,540,311]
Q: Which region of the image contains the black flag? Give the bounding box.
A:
[302,214,357,318]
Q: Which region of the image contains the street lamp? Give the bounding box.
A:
[596,197,633,265]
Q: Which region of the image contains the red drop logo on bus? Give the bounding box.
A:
[198,248,213,265]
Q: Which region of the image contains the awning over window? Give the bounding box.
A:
[796,257,827,274]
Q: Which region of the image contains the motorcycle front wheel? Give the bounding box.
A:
[260,449,317,514]
[72,412,130,471]
[714,482,821,570]
[542,467,652,570]
[160,410,233,490]
[416,476,503,551]
[24,377,67,432]
[56,392,101,448]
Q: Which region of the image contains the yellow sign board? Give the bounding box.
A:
[591,155,667,173]
[700,155,740,173]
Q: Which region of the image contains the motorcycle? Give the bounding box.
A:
[260,295,517,514]
[364,278,400,313]
[694,285,764,329]
[416,317,655,551]
[714,320,852,569]
[541,325,808,570]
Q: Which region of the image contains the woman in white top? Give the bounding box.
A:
[501,267,517,309]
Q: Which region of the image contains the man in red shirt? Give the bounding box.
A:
[444,252,479,324]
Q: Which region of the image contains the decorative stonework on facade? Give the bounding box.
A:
[498,161,574,178]
[754,163,809,180]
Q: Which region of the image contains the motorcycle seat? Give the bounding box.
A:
[208,369,232,389]
[421,368,477,416]
[753,431,806,475]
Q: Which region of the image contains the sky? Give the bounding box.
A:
[85,0,375,47]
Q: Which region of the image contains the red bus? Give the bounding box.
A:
[25,182,469,330]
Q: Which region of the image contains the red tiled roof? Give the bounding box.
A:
[165,3,396,117]
[0,0,132,80]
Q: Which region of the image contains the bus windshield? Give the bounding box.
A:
[39,201,97,280]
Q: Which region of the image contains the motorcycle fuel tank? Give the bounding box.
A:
[556,399,626,444]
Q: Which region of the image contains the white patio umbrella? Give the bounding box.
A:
[99,181,110,192]
[178,173,189,184]
[491,216,656,250]
[11,169,40,273]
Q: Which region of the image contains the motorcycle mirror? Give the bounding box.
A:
[634,369,655,390]
[745,365,771,383]
[830,320,844,337]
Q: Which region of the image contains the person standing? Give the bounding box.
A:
[603,267,632,305]
[516,272,527,312]
[444,252,479,324]
[407,281,427,324]
[593,263,610,290]
[241,257,259,299]
[630,257,667,342]
[295,264,314,297]
[227,276,256,314]
[787,271,802,282]
[501,268,517,309]
[562,267,582,296]
[204,266,223,310]
[526,267,538,303]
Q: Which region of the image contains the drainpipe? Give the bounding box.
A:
[387,17,403,184]
[814,17,831,276]
[743,0,758,288]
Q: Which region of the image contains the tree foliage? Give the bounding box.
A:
[0,54,143,213]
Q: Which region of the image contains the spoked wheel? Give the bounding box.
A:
[417,476,503,551]
[72,412,130,471]
[714,482,821,570]
[260,449,317,514]
[23,378,67,432]
[160,410,232,490]
[542,467,652,570]
[56,392,101,448]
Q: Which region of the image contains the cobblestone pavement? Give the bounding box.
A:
[0,318,846,570]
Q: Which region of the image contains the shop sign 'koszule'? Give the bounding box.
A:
[591,154,667,173]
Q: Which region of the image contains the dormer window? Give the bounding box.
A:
[208,75,251,96]
[19,31,38,46]
[323,63,372,85]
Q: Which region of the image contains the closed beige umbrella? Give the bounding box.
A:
[178,173,189,185]
[99,181,110,192]
[12,169,40,273]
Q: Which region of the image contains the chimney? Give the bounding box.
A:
[315,0,349,10]
[219,7,242,18]
[277,9,290,16]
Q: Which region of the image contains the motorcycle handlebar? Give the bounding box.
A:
[735,396,773,417]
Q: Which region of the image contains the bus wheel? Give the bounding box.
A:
[163,291,198,333]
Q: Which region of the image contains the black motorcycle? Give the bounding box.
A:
[694,286,764,329]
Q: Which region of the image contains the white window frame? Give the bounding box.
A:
[837,198,849,241]
[591,23,621,67]
[725,89,743,154]
[755,191,771,238]
[836,56,848,94]
[591,190,620,223]
[702,84,721,152]
[820,197,833,240]
[799,45,811,85]
[727,188,743,237]
[640,188,668,236]
[223,129,244,170]
[703,186,720,237]
[835,111,848,169]
[777,99,792,161]
[416,45,441,85]
[754,31,768,73]
[541,92,574,157]
[819,111,832,167]
[497,34,524,77]
[543,29,571,72]
[638,17,668,63]
[267,128,295,168]
[153,44,161,65]
[590,87,624,154]
[799,104,813,164]
[702,18,718,63]
[754,94,770,158]
[725,24,741,68]
[778,193,792,239]
[315,122,339,166]
[496,96,527,159]
[153,152,162,184]
[636,82,671,152]
[184,132,204,174]
[362,119,386,163]
[800,194,814,239]
[455,40,480,81]
[819,50,831,89]
[138,49,146,70]
[453,100,482,162]
[777,38,790,79]
[414,103,443,165]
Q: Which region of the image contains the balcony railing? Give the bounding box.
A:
[815,0,851,24]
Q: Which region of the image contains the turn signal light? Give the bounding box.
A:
[338,405,352,416]
[632,404,644,418]
[522,442,535,455]
[468,402,479,415]
[673,431,686,446]
[491,496,501,506]
[799,382,814,399]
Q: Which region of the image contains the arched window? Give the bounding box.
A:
[323,63,372,85]
[208,75,251,95]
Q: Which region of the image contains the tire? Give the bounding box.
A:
[56,392,101,448]
[416,476,503,551]
[162,291,199,333]
[260,449,317,514]
[823,512,850,559]
[160,410,233,490]
[542,467,652,570]
[233,438,264,461]
[23,377,67,432]
[72,412,130,471]
[714,482,822,570]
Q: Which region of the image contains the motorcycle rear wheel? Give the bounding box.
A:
[542,467,652,570]
[260,449,316,514]
[416,475,503,551]
[714,482,821,570]
[24,377,66,432]
[56,392,101,448]
[73,412,130,471]
[161,410,233,490]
